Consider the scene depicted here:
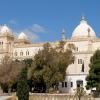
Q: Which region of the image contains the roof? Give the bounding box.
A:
[72,17,96,39]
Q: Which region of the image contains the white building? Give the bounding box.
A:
[0,17,99,94]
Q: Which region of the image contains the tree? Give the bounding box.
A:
[0,56,24,93]
[75,86,85,100]
[86,50,100,97]
[24,59,33,68]
[17,67,29,100]
[32,42,75,92]
[23,59,35,92]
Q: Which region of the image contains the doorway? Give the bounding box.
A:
[76,80,83,87]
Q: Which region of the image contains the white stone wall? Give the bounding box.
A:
[67,53,92,75]
[59,74,91,94]
[93,41,100,51]
[13,46,43,59]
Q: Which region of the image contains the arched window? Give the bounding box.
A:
[20,51,23,56]
[62,82,67,88]
[78,59,82,64]
[65,82,67,87]
[0,42,3,45]
[26,50,29,56]
[71,82,73,87]
[62,82,64,88]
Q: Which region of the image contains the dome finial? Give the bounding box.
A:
[81,14,85,21]
[80,14,87,24]
[4,24,7,26]
[82,16,85,20]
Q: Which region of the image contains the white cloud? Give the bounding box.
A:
[24,29,39,41]
[30,24,45,33]
[23,24,46,42]
[11,24,46,42]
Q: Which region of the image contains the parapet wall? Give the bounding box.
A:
[29,93,93,100]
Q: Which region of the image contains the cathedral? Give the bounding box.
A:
[0,17,99,94]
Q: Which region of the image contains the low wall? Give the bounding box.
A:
[29,93,94,100]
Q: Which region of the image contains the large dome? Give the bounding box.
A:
[0,25,12,34]
[72,17,96,39]
[18,32,28,40]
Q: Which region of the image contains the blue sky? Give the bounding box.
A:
[0,0,100,42]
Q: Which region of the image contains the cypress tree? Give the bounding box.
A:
[86,50,100,97]
[17,67,29,100]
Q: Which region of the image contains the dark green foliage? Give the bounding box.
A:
[23,59,33,68]
[0,83,8,93]
[17,67,29,100]
[32,42,74,92]
[86,50,100,97]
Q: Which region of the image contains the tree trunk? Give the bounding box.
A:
[79,96,81,100]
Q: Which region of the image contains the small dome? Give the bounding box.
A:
[72,17,96,39]
[0,25,12,34]
[18,32,28,40]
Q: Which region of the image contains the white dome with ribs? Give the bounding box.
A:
[72,17,96,39]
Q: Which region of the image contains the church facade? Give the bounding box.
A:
[0,17,99,94]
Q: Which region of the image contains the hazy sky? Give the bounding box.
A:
[0,0,99,42]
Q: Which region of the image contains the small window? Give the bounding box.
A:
[65,82,67,87]
[20,51,23,56]
[27,51,29,55]
[78,59,82,64]
[71,82,73,87]
[62,82,64,88]
[26,51,29,55]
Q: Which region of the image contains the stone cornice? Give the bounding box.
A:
[74,51,94,54]
[0,34,14,38]
[66,73,88,76]
[65,37,100,43]
[14,42,45,48]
